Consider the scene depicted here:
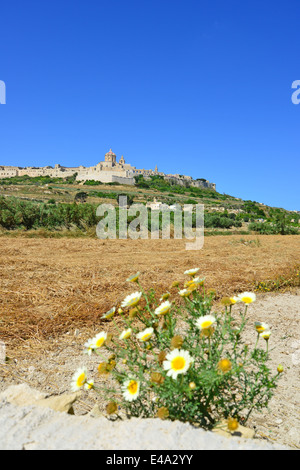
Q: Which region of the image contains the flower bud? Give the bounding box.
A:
[158,350,167,365]
[129,307,138,318]
[171,335,184,349]
[151,372,165,385]
[217,358,232,373]
[106,401,118,415]
[227,418,239,432]
[156,407,169,420]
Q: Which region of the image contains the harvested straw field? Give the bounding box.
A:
[0,234,299,352]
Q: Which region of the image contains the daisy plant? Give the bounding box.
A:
[71,271,282,429]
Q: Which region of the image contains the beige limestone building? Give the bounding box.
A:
[0,149,216,190]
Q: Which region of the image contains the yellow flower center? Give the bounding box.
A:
[128,380,138,395]
[123,331,131,339]
[241,296,253,303]
[141,333,152,341]
[201,321,213,329]
[95,337,105,347]
[130,297,140,307]
[160,306,170,314]
[76,373,86,387]
[171,356,186,371]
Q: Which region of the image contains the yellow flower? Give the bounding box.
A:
[254,321,269,333]
[71,367,87,391]
[136,327,154,342]
[84,380,94,391]
[178,288,191,297]
[163,349,194,380]
[184,268,200,277]
[189,382,196,390]
[93,331,107,348]
[84,338,96,356]
[227,418,239,432]
[238,292,256,304]
[155,300,172,316]
[126,272,140,283]
[218,358,232,373]
[277,364,284,374]
[195,315,216,331]
[192,276,205,286]
[187,283,197,293]
[121,291,142,308]
[260,330,271,340]
[122,379,140,402]
[119,328,132,340]
[101,307,116,320]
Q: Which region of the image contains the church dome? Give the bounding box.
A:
[104,149,117,163]
[105,149,116,157]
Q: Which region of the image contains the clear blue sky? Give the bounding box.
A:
[0,0,299,210]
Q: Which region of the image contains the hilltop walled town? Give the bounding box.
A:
[0,149,216,190]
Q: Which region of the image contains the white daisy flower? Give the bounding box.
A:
[136,327,154,342]
[255,321,270,333]
[122,379,140,402]
[101,307,116,320]
[163,349,194,380]
[121,291,142,308]
[238,292,256,304]
[126,272,140,283]
[84,338,96,356]
[84,380,94,391]
[71,367,87,392]
[119,328,132,340]
[178,288,191,297]
[192,276,205,285]
[230,296,241,304]
[93,331,107,348]
[260,330,271,340]
[195,315,216,330]
[154,300,172,316]
[184,268,200,276]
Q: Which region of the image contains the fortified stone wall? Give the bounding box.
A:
[0,149,216,190]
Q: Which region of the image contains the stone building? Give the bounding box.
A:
[0,149,216,190]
